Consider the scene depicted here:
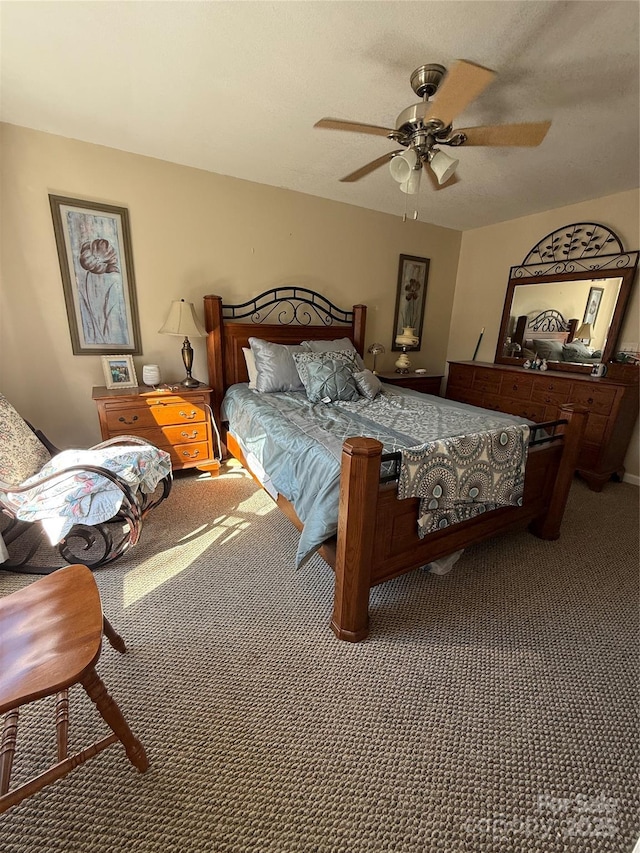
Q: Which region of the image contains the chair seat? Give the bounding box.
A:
[0,565,103,713]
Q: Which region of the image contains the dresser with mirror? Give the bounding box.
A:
[446,223,639,491]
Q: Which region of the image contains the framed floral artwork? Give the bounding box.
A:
[101,354,138,389]
[49,195,142,355]
[583,285,604,326]
[391,254,430,350]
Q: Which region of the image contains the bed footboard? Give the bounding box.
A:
[330,403,588,642]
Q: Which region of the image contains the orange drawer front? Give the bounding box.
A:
[104,400,207,431]
[168,441,211,465]
[106,422,209,447]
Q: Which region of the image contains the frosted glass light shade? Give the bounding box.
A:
[389,149,418,184]
[429,149,459,185]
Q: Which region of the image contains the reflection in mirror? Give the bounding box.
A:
[503,276,623,365]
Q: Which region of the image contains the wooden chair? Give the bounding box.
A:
[0,564,148,813]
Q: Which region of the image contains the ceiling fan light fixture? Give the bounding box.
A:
[400,168,422,195]
[428,148,459,185]
[389,148,418,184]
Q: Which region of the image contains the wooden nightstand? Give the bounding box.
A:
[92,385,219,474]
[377,372,443,396]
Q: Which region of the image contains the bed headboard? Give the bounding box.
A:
[204,287,366,420]
[513,310,578,348]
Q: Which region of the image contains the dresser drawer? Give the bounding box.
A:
[103,398,208,431]
[531,387,570,408]
[471,367,501,393]
[106,422,210,447]
[500,374,534,400]
[569,385,616,416]
[168,441,211,466]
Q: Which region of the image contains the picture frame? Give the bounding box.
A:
[101,355,138,389]
[49,195,142,355]
[583,286,604,326]
[391,254,430,350]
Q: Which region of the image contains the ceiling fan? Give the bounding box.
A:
[315,60,551,193]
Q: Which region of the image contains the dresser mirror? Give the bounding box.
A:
[495,223,638,374]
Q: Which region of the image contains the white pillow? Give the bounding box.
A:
[242,347,258,390]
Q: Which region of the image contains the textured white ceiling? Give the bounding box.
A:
[1,1,638,230]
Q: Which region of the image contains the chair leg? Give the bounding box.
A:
[103,617,127,654]
[55,691,69,761]
[0,710,19,796]
[80,668,148,773]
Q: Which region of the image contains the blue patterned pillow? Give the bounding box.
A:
[292,353,360,403]
[292,350,359,391]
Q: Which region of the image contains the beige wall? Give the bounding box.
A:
[0,123,461,448]
[449,188,640,481]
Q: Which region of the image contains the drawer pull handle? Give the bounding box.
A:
[118,415,138,424]
[181,430,199,439]
[182,449,200,458]
[179,410,197,420]
[587,397,594,404]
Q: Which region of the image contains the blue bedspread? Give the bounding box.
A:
[222,383,532,567]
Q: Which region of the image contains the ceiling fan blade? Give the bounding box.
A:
[424,60,496,127]
[315,118,396,137]
[455,121,552,147]
[422,162,459,191]
[340,151,403,182]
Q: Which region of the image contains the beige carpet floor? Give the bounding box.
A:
[1,462,638,852]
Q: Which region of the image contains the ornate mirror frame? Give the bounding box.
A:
[495,223,639,374]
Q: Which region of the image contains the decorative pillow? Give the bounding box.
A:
[297,358,360,403]
[248,338,305,393]
[301,337,365,369]
[353,369,382,400]
[0,395,52,486]
[562,340,593,361]
[531,339,564,361]
[242,347,258,389]
[292,349,359,391]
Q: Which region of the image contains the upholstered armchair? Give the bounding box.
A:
[0,394,172,573]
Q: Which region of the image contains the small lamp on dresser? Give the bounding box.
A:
[159,299,206,388]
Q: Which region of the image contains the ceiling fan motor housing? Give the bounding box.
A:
[410,63,446,99]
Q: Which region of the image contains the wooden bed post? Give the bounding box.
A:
[352,305,367,357]
[203,295,226,436]
[530,403,588,540]
[331,437,382,643]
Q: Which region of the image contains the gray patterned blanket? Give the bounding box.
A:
[397,425,530,537]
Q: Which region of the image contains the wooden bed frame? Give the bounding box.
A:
[204,289,587,643]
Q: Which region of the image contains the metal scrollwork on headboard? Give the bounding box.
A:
[222,287,353,326]
[510,223,639,278]
[527,309,570,333]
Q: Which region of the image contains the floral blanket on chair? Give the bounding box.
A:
[3,445,172,545]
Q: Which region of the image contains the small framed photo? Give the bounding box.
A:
[583,286,604,326]
[101,355,138,389]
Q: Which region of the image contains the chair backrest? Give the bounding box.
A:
[0,394,52,487]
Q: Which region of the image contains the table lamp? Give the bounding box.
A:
[367,342,385,374]
[394,328,419,373]
[159,299,206,387]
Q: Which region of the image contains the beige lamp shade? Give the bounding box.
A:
[573,322,594,341]
[159,299,206,338]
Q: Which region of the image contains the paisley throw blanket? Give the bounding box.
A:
[397,425,530,537]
